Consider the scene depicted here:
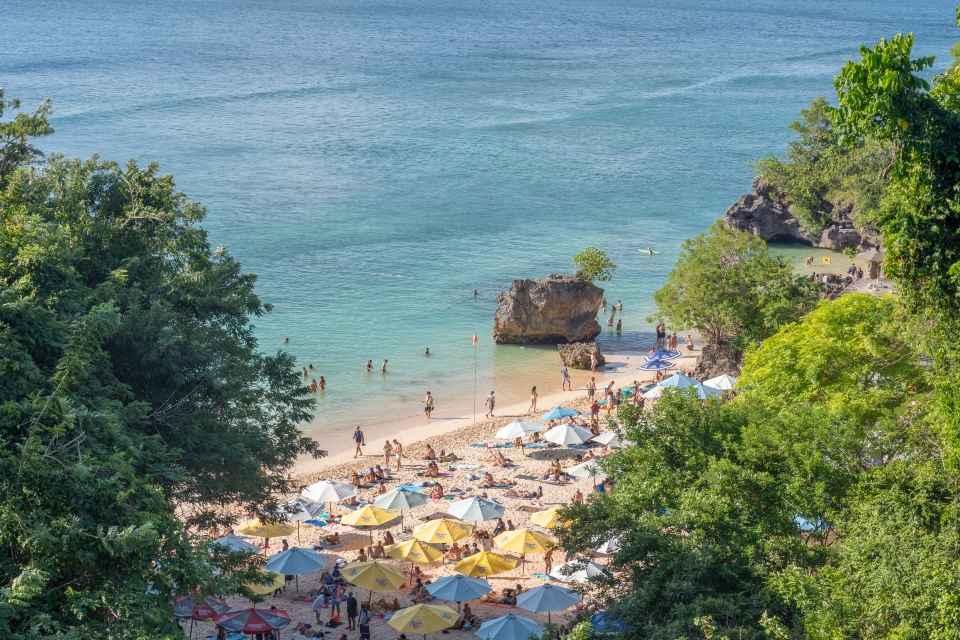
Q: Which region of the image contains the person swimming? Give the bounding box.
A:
[424,348,430,356]
[281,337,289,344]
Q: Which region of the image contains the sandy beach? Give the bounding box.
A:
[192,348,699,640]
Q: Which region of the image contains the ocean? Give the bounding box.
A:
[3,0,957,434]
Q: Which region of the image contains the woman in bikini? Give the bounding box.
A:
[528,386,538,412]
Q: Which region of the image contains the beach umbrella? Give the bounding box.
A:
[301,479,357,505]
[374,487,429,528]
[638,360,674,371]
[173,594,231,621]
[645,349,681,361]
[280,497,326,542]
[494,529,555,574]
[590,431,622,448]
[516,583,581,623]
[426,574,492,609]
[235,519,295,539]
[495,420,544,443]
[213,607,291,635]
[342,560,407,602]
[543,424,592,446]
[388,604,459,639]
[594,537,621,554]
[264,547,326,594]
[564,460,604,484]
[447,496,506,522]
[549,559,609,583]
[703,374,737,391]
[455,551,518,577]
[341,505,399,543]
[540,406,579,421]
[212,533,261,554]
[659,372,701,388]
[529,508,561,529]
[413,518,474,544]
[475,614,545,640]
[385,539,445,567]
[245,571,285,595]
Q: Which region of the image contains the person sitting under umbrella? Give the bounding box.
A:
[413,580,436,603]
[323,532,341,546]
[354,548,368,563]
[492,518,506,536]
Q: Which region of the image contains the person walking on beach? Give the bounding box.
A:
[383,440,394,466]
[424,391,434,420]
[393,439,403,470]
[381,359,388,374]
[586,377,596,398]
[485,391,496,418]
[353,427,365,458]
[561,365,571,391]
[528,386,538,412]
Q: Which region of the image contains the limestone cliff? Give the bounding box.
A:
[725,176,863,249]
[493,275,603,344]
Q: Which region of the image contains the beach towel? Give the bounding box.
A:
[525,443,548,449]
[531,573,552,581]
[398,484,428,491]
[449,463,479,471]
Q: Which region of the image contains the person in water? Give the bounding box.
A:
[319,376,326,390]
[366,360,373,372]
[424,348,430,356]
[310,379,318,392]
[473,290,478,296]
[281,337,289,344]
[607,315,614,327]
[645,247,653,255]
[381,359,388,374]
[616,319,622,331]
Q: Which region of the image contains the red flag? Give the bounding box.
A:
[472,333,478,345]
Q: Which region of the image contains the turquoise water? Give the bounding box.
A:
[4,0,957,433]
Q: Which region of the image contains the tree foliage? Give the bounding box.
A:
[572,246,617,282]
[754,97,891,234]
[0,95,322,636]
[648,220,820,346]
[0,88,53,181]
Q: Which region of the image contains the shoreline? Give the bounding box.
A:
[292,348,700,481]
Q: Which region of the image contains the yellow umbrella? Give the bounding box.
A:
[235,519,295,538]
[529,508,561,529]
[341,505,399,543]
[412,519,474,544]
[342,561,407,591]
[494,529,556,554]
[385,539,445,564]
[245,571,284,595]
[388,604,458,638]
[454,551,518,577]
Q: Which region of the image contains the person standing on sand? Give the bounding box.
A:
[353,427,365,458]
[393,439,403,470]
[589,354,597,374]
[528,386,538,412]
[383,440,394,466]
[560,366,571,391]
[381,359,388,374]
[573,488,584,505]
[366,360,373,372]
[424,391,434,419]
[485,391,496,418]
[544,546,554,574]
[346,592,358,630]
[586,377,596,398]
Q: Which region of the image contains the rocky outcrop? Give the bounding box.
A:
[493,275,603,344]
[725,176,818,245]
[692,341,742,381]
[725,176,863,249]
[557,342,605,370]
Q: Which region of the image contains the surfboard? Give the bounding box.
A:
[638,250,662,254]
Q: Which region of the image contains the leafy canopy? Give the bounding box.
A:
[572,246,617,282]
[648,220,820,346]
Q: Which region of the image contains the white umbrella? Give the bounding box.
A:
[448,496,506,521]
[543,424,593,446]
[589,431,622,448]
[213,534,261,554]
[475,614,545,640]
[516,584,581,623]
[302,480,357,503]
[703,374,737,391]
[495,420,544,439]
[564,460,603,479]
[594,537,621,554]
[549,560,610,583]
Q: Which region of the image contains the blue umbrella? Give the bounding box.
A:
[264,547,327,594]
[638,360,674,371]
[476,614,545,640]
[591,611,627,633]
[427,574,492,610]
[645,350,681,362]
[540,406,579,421]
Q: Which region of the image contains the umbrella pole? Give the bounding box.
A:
[296,575,299,595]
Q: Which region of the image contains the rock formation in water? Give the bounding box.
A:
[692,340,743,381]
[493,274,603,344]
[557,342,605,370]
[725,176,862,249]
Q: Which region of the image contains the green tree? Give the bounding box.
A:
[0,88,53,181]
[648,220,819,346]
[0,148,322,634]
[572,246,617,282]
[754,97,890,233]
